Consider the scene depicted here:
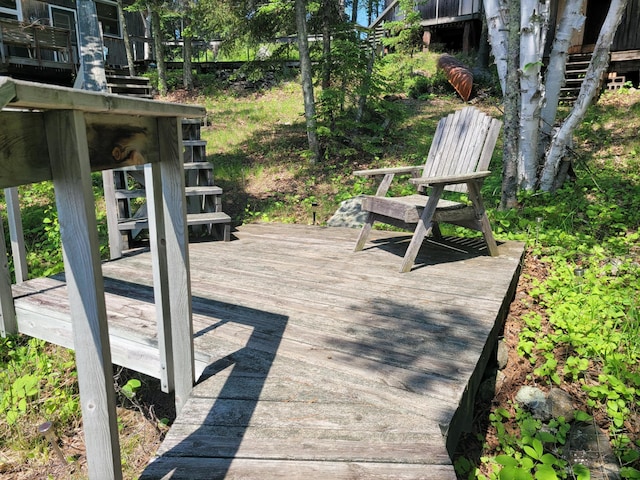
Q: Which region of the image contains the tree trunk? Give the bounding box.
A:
[540,0,628,191]
[183,17,194,90]
[295,0,321,163]
[483,0,509,95]
[517,0,549,190]
[117,0,136,76]
[351,0,359,23]
[151,7,168,96]
[321,0,332,90]
[539,0,585,144]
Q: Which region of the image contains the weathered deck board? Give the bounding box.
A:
[12,223,524,479]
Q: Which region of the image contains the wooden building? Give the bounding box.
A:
[0,0,149,84]
[376,0,640,85]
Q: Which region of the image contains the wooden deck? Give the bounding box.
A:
[12,223,524,479]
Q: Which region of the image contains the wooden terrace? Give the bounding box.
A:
[0,78,524,478]
[14,222,523,479]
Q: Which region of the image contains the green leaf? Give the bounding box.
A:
[496,455,519,467]
[574,411,593,422]
[572,463,591,480]
[620,467,640,479]
[535,464,558,480]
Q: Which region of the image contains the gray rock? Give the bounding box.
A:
[327,196,368,228]
[496,339,509,370]
[515,386,551,421]
[548,388,575,422]
[564,422,621,480]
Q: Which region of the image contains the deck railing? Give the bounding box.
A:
[0,19,76,71]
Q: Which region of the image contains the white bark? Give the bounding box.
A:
[518,0,549,190]
[540,0,586,140]
[540,0,629,190]
[483,0,509,94]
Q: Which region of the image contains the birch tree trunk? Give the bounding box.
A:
[295,0,321,163]
[183,17,194,90]
[539,0,585,143]
[517,0,549,190]
[540,0,629,191]
[483,0,509,94]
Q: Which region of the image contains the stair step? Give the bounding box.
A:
[185,185,222,196]
[118,212,231,241]
[183,140,207,147]
[115,185,222,199]
[184,162,212,170]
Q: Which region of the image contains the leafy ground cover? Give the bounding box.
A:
[1,54,638,478]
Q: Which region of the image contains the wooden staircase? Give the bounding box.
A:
[107,118,231,255]
[560,53,592,103]
[106,71,153,98]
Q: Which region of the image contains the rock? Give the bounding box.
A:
[564,422,621,480]
[327,196,368,228]
[548,388,575,422]
[515,386,551,421]
[496,340,509,370]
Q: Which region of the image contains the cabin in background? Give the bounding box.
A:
[0,0,149,85]
[376,0,640,87]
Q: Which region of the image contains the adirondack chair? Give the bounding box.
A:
[353,106,502,273]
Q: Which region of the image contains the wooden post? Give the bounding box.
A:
[5,187,28,282]
[144,162,174,394]
[0,212,17,337]
[157,117,195,413]
[45,109,122,479]
[102,170,124,260]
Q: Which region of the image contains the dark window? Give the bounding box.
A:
[96,1,120,37]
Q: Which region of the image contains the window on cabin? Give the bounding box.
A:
[96,0,120,37]
[0,0,19,20]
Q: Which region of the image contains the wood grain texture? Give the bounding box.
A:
[11,224,524,479]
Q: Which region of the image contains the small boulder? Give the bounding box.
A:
[548,388,575,422]
[515,386,551,421]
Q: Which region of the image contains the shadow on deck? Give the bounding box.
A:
[12,223,525,479]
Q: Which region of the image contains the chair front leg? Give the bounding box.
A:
[354,173,395,252]
[466,180,499,256]
[400,184,444,273]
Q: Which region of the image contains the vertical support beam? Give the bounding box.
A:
[45,110,122,480]
[5,188,28,282]
[0,213,17,337]
[144,162,173,394]
[157,117,194,413]
[102,170,124,260]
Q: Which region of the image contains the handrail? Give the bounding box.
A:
[0,19,76,71]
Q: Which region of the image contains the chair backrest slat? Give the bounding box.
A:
[421,106,502,193]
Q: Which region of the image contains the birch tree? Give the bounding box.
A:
[483,0,629,203]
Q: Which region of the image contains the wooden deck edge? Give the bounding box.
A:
[444,245,525,455]
[14,302,210,380]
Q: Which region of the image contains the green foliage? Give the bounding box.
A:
[480,407,570,480]
[0,336,79,451]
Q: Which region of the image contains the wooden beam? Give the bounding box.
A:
[0,111,161,188]
[0,212,17,336]
[4,187,27,282]
[45,109,122,480]
[157,117,195,413]
[1,77,204,118]
[144,162,174,393]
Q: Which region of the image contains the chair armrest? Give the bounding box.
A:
[409,171,491,186]
[353,166,424,177]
